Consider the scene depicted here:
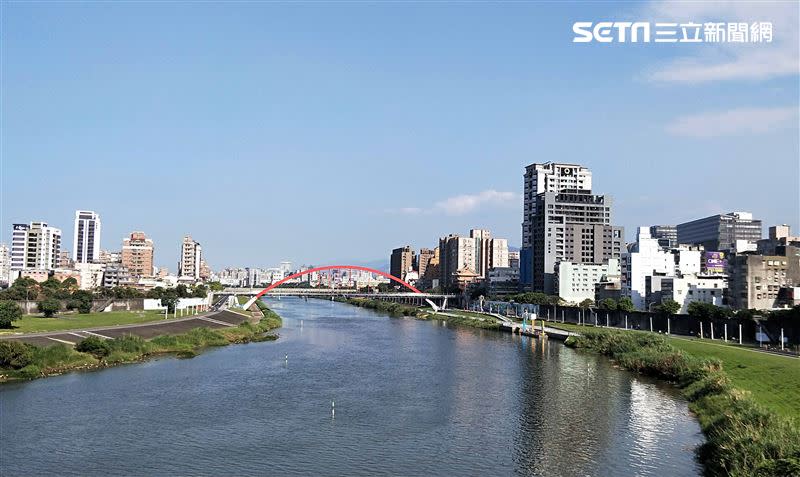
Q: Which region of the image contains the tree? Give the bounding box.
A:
[0,341,33,369]
[598,298,617,311]
[207,281,224,292]
[161,291,179,313]
[687,302,731,320]
[71,290,94,314]
[175,284,190,298]
[579,298,594,309]
[655,299,681,315]
[192,284,208,298]
[617,297,635,312]
[0,301,23,328]
[75,336,111,359]
[37,298,61,318]
[61,277,79,292]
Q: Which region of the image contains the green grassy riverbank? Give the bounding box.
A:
[0,304,282,383]
[563,327,800,477]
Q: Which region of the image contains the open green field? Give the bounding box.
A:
[0,310,169,334]
[548,321,800,421]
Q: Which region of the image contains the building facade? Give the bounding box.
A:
[521,162,593,287]
[728,246,800,310]
[11,222,62,271]
[529,190,619,294]
[649,225,678,248]
[122,231,154,278]
[647,274,727,314]
[0,243,9,286]
[73,210,101,264]
[178,235,202,280]
[677,212,762,251]
[555,258,620,305]
[390,246,415,281]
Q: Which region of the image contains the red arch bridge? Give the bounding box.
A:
[221,265,457,311]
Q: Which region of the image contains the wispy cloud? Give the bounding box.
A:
[640,1,799,83]
[387,189,520,216]
[665,106,798,138]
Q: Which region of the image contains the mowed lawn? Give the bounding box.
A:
[1,310,169,334]
[667,337,800,421]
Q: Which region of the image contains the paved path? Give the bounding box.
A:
[0,310,251,347]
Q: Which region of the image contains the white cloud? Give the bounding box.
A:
[665,106,798,138]
[641,1,799,83]
[389,189,519,216]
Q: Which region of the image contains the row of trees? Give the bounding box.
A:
[0,277,215,327]
[0,277,209,301]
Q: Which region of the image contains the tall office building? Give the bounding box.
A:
[677,212,762,251]
[73,210,101,264]
[11,222,62,271]
[178,235,202,279]
[390,246,415,280]
[521,163,593,287]
[649,225,678,248]
[528,189,620,294]
[122,231,154,278]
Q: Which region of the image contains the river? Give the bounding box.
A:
[0,298,703,476]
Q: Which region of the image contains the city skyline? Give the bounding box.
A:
[3,2,798,267]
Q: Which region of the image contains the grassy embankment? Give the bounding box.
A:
[0,300,282,383]
[0,310,169,334]
[547,321,800,420]
[562,326,800,477]
[336,297,501,330]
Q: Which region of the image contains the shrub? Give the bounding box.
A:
[15,364,41,379]
[75,336,111,359]
[0,341,33,369]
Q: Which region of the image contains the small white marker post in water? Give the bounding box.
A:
[331,400,335,418]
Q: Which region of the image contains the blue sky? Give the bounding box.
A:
[2,1,798,270]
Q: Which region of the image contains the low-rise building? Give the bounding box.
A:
[647,274,727,313]
[488,267,520,297]
[103,265,134,288]
[728,246,800,310]
[555,259,620,304]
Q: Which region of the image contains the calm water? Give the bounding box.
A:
[0,298,703,476]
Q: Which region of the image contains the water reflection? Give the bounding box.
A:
[0,298,702,476]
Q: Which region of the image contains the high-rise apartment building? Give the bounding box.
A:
[11,222,62,271]
[521,162,593,288]
[10,224,29,271]
[677,212,762,252]
[439,234,477,290]
[417,248,437,279]
[649,225,678,248]
[471,229,509,279]
[122,231,154,278]
[390,246,415,281]
[73,210,101,264]
[178,235,202,279]
[0,243,9,285]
